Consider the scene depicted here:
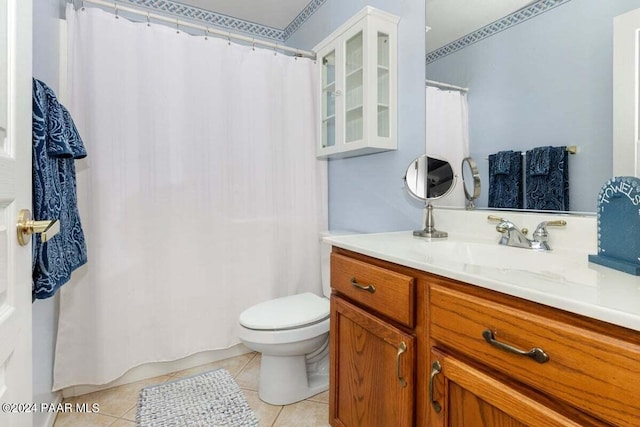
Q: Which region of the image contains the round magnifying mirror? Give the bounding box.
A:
[403,155,456,238]
[404,155,456,201]
[461,157,481,209]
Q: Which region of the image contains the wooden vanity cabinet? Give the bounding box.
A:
[428,278,640,427]
[330,247,640,427]
[329,251,419,427]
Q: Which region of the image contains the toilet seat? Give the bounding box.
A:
[239,292,329,331]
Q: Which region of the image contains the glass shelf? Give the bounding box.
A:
[323,82,335,91]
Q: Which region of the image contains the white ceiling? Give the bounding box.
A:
[174,0,535,50]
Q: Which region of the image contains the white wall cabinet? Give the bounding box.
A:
[314,7,399,159]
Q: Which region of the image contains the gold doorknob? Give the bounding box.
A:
[16,209,60,246]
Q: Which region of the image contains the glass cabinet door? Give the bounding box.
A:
[345,31,363,143]
[377,32,390,138]
[321,51,336,148]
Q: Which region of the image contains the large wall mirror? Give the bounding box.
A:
[425,0,640,214]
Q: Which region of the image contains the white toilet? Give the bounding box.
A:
[238,237,332,405]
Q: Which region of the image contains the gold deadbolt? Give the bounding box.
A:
[16,209,60,246]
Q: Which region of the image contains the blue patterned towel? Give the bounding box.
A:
[488,150,523,209]
[525,146,569,211]
[32,79,87,300]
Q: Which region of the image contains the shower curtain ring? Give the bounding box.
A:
[274,43,278,56]
[204,28,208,40]
[81,0,85,11]
[114,2,119,19]
[252,38,255,51]
[146,12,150,26]
[227,32,231,46]
[176,19,180,34]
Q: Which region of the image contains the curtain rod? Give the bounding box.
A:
[425,79,468,93]
[78,0,317,60]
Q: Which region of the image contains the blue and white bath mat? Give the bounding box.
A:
[136,368,259,426]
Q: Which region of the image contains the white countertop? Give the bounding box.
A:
[325,231,640,332]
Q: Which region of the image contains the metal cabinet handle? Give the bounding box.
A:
[429,360,442,413]
[350,277,376,293]
[482,330,549,364]
[395,341,407,388]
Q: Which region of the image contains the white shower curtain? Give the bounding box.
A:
[425,86,469,207]
[53,5,327,390]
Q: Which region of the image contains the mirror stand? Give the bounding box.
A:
[413,203,448,238]
[404,155,457,239]
[461,157,481,210]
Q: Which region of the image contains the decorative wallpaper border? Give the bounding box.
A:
[426,0,573,64]
[121,0,328,42]
[283,0,328,40]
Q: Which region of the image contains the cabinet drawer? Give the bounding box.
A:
[430,285,640,427]
[331,253,415,328]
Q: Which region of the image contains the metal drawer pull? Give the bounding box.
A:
[429,360,442,413]
[395,341,408,388]
[482,330,549,364]
[350,277,376,293]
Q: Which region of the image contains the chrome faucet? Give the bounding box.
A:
[488,216,566,251]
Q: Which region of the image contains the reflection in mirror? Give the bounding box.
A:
[461,157,480,209]
[404,155,456,238]
[425,0,640,213]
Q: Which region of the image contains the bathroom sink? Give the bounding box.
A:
[418,240,569,270]
[413,238,595,288]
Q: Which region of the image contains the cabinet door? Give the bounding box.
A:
[428,348,605,427]
[330,296,414,427]
[320,48,337,149]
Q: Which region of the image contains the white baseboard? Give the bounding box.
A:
[62,344,252,398]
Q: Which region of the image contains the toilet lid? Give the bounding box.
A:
[239,292,329,330]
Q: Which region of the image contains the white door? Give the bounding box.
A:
[0,0,33,426]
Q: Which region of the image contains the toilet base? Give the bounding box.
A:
[258,340,329,405]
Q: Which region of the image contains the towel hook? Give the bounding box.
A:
[114,2,119,19]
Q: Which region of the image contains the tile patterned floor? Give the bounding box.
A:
[53,352,330,427]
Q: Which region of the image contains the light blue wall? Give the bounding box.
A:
[287,0,426,233]
[32,1,64,425]
[426,0,639,213]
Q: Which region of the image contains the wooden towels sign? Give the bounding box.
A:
[588,176,640,275]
